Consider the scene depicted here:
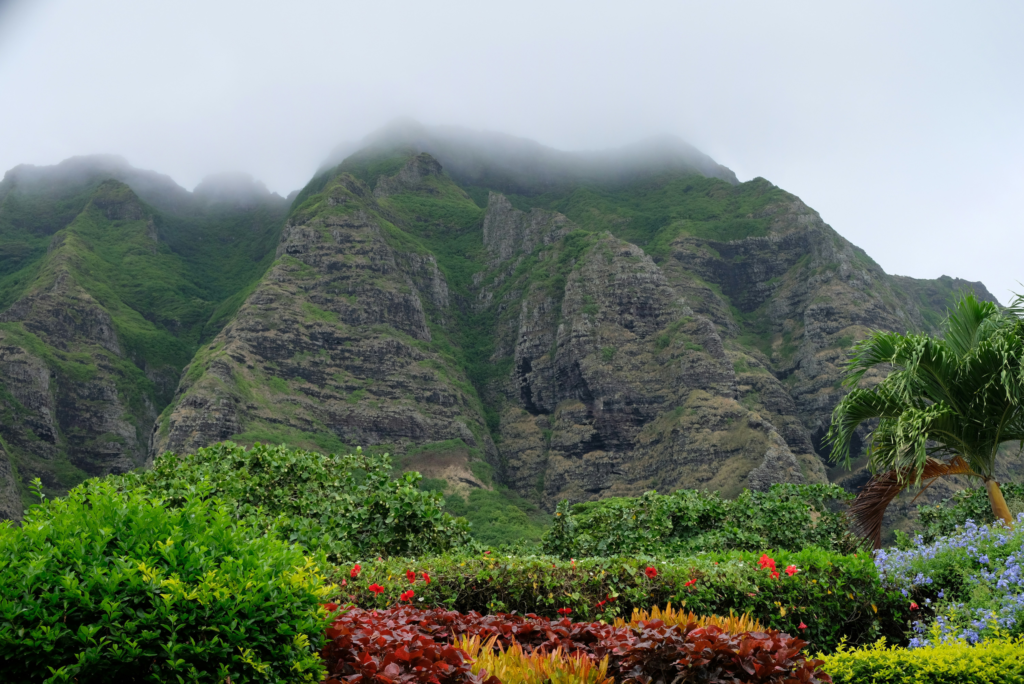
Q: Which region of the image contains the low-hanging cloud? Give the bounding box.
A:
[0,0,1021,301]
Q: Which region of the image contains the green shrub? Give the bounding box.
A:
[917,483,1024,542]
[543,483,864,558]
[113,442,474,562]
[330,548,906,653]
[820,637,1024,683]
[0,479,330,683]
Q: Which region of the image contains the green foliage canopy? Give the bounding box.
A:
[112,442,474,562]
[0,479,330,683]
[542,483,863,558]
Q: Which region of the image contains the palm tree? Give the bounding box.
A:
[826,293,1024,547]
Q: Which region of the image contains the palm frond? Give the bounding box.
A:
[851,456,979,548]
[944,294,1000,357]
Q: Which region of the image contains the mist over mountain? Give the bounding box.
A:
[322,121,739,197]
[0,124,1009,533]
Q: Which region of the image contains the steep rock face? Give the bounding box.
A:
[0,187,164,512]
[154,170,496,484]
[473,194,816,505]
[0,164,288,515]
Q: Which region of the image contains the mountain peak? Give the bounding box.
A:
[320,122,739,194]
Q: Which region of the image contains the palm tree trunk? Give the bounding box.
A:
[984,479,1014,526]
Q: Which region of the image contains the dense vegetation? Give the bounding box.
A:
[543,484,864,558]
[3,441,1021,682]
[112,442,473,562]
[0,478,330,682]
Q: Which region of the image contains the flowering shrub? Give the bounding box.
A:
[112,442,473,561]
[0,479,331,683]
[916,483,1024,542]
[544,484,864,558]
[820,636,1024,683]
[322,606,832,684]
[329,548,905,652]
[874,514,1024,646]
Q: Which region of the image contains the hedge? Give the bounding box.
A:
[820,637,1024,683]
[329,548,909,653]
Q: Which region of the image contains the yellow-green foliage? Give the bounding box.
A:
[612,603,765,633]
[457,635,613,684]
[820,638,1024,683]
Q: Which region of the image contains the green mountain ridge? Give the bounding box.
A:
[0,160,289,514]
[0,129,1011,542]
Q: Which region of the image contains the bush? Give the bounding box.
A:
[329,549,906,653]
[0,479,331,683]
[917,483,1024,542]
[113,442,473,562]
[874,514,1024,646]
[543,484,864,558]
[820,637,1024,683]
[322,606,832,684]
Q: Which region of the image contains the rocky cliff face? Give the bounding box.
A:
[0,138,1007,523]
[0,161,288,517]
[153,164,495,491]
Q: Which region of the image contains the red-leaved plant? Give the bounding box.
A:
[320,607,831,684]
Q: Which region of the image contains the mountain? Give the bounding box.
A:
[0,157,289,517]
[0,127,1010,531]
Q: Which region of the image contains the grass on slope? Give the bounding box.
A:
[502,174,790,259]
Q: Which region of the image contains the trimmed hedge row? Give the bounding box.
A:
[820,637,1024,683]
[329,549,909,653]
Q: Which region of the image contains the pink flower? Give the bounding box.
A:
[910,602,919,610]
[799,621,807,630]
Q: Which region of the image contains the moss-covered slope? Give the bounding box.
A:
[0,160,287,515]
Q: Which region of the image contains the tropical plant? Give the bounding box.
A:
[826,293,1024,546]
[112,442,474,561]
[543,483,863,558]
[0,478,331,683]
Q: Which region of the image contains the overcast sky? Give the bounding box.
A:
[1,0,1021,302]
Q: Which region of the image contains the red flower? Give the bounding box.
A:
[400,590,415,602]
[484,550,491,555]
[557,607,572,616]
[684,578,698,587]
[596,600,607,609]
[406,570,416,584]
[799,621,807,630]
[422,572,431,584]
[645,566,658,579]
[910,602,919,610]
[341,579,347,587]
[770,570,780,580]
[758,554,777,572]
[350,564,362,579]
[785,565,798,577]
[368,583,384,595]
